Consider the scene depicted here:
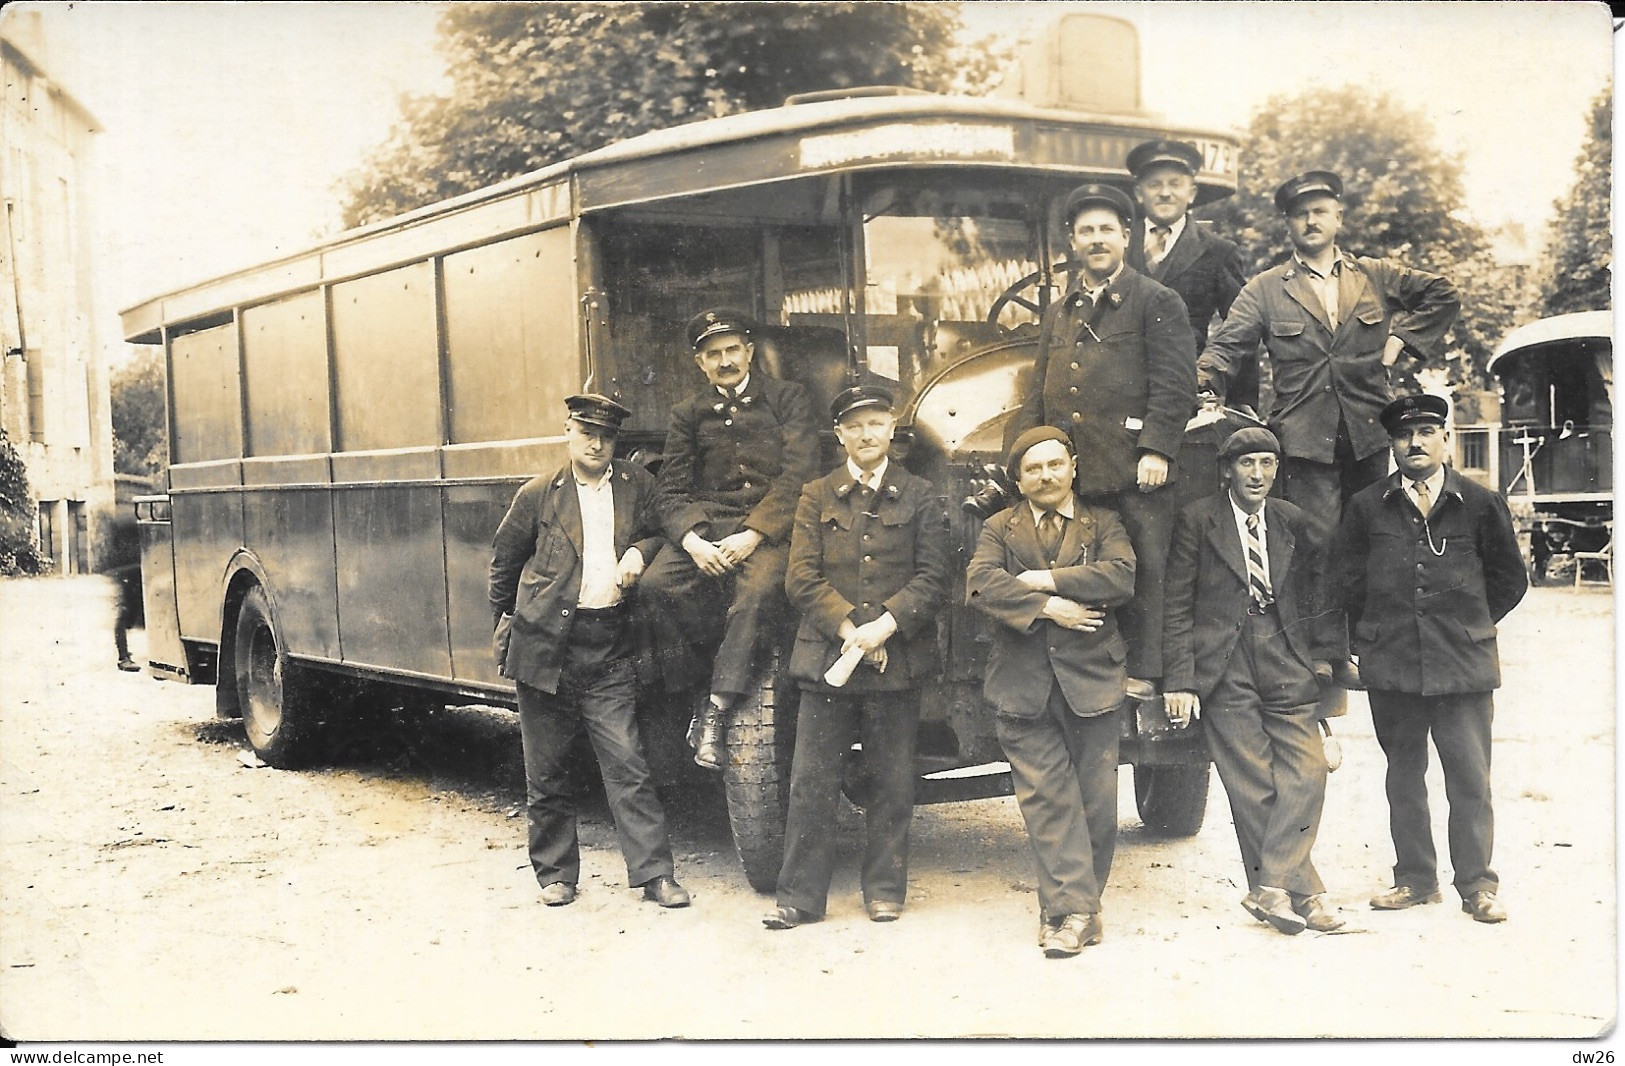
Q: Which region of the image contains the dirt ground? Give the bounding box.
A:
[0,575,1614,1045]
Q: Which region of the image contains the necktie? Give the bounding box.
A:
[1039,510,1064,560]
[1244,513,1273,607]
[1414,480,1431,517]
[1147,224,1171,264]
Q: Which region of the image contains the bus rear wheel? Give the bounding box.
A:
[721,652,796,893]
[235,585,323,769]
[1132,762,1210,837]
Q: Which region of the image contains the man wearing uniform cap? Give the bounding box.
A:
[489,393,690,909]
[967,426,1137,958]
[1163,426,1344,935]
[764,385,951,929]
[1331,393,1527,924]
[1005,181,1196,707]
[642,308,819,770]
[1123,139,1255,410]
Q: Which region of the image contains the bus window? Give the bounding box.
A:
[169,320,242,463]
[332,262,440,451]
[242,291,330,456]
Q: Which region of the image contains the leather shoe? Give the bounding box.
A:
[691,702,727,770]
[1039,915,1064,945]
[1328,658,1365,690]
[117,657,140,672]
[1461,890,1507,923]
[866,900,902,923]
[1292,893,1346,932]
[1240,890,1267,923]
[1253,887,1306,934]
[539,881,576,907]
[1041,913,1102,957]
[641,875,691,908]
[1124,677,1158,702]
[1369,885,1442,910]
[762,905,820,930]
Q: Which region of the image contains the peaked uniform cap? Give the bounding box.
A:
[1126,139,1204,179]
[687,308,755,349]
[565,393,632,432]
[1274,170,1344,213]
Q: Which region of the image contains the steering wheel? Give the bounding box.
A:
[986,259,1081,326]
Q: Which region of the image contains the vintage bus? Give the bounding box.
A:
[126,14,1243,890]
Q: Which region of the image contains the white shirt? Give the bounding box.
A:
[717,373,750,399]
[847,457,889,492]
[1403,466,1447,517]
[1142,214,1188,265]
[1294,248,1347,331]
[1229,494,1272,588]
[1079,263,1124,307]
[1028,493,1077,527]
[574,468,620,608]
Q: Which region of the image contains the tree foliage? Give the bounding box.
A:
[1540,87,1611,316]
[111,349,168,478]
[1204,85,1524,391]
[340,2,993,229]
[0,427,49,576]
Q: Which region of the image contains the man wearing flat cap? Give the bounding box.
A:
[1163,427,1343,935]
[1331,393,1527,924]
[967,426,1136,958]
[489,393,690,910]
[641,308,819,769]
[1006,181,1196,708]
[1124,139,1255,411]
[764,385,951,930]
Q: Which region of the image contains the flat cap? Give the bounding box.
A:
[1379,393,1449,433]
[565,393,632,432]
[1006,425,1073,480]
[831,384,894,423]
[1274,169,1343,213]
[1062,183,1135,227]
[1126,139,1203,179]
[687,307,754,349]
[1218,426,1282,461]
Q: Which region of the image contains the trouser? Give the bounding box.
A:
[516,606,674,889]
[113,571,142,662]
[996,683,1121,919]
[1098,484,1181,682]
[640,537,789,699]
[775,687,921,916]
[1276,419,1390,520]
[1203,604,1328,897]
[1368,689,1498,898]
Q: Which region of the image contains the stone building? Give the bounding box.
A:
[0,9,115,574]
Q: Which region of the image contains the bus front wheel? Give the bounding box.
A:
[1132,762,1210,837]
[235,586,323,769]
[721,652,796,893]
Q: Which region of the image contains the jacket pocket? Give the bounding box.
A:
[1356,309,1385,327]
[1462,622,1497,642]
[1271,320,1305,338]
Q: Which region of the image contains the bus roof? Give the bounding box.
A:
[1487,309,1614,377]
[120,91,1240,344]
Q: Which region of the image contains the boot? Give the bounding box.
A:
[691,700,727,771]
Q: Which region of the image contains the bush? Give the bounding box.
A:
[0,428,51,577]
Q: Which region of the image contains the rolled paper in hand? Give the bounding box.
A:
[823,644,866,688]
[1320,720,1343,773]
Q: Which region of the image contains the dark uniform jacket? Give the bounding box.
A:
[1198,255,1460,465]
[1126,219,1248,355]
[966,498,1137,717]
[1331,468,1527,695]
[652,373,819,545]
[1162,494,1331,700]
[1006,266,1195,497]
[785,464,952,691]
[488,460,665,694]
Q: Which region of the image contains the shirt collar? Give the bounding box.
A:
[572,463,613,490]
[1403,466,1448,500]
[1228,492,1266,529]
[847,457,889,489]
[716,373,751,399]
[1081,262,1124,300]
[1146,214,1188,247]
[1028,494,1077,525]
[1293,247,1346,279]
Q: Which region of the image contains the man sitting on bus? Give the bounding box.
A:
[641,309,820,769]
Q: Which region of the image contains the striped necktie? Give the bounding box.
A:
[1147,224,1171,265]
[1039,510,1064,560]
[1244,513,1273,607]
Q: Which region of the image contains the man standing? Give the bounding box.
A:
[1332,394,1527,923]
[641,309,819,769]
[489,393,689,909]
[1163,427,1342,935]
[967,427,1136,958]
[1005,183,1195,705]
[1123,139,1254,411]
[764,386,951,930]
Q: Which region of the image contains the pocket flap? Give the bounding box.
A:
[1271,320,1305,338]
[1463,622,1497,642]
[1357,308,1385,326]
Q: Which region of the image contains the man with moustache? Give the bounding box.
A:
[967,427,1137,958]
[1123,139,1254,411]
[1163,427,1343,935]
[1005,183,1195,707]
[641,309,819,770]
[764,386,951,930]
[1331,394,1527,923]
[489,394,689,909]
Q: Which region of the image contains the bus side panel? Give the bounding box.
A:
[443,481,524,688]
[243,487,340,660]
[170,489,244,644]
[333,484,453,678]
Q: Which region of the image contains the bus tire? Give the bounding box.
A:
[234,585,324,769]
[721,653,796,893]
[1133,762,1209,837]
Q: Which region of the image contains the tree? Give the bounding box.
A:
[0,427,49,576]
[339,2,992,228]
[111,349,167,478]
[1204,85,1521,392]
[1540,87,1611,316]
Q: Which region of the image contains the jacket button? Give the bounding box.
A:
[724,419,733,426]
[1069,386,1079,395]
[1070,361,1080,370]
[1071,412,1082,422]
[864,555,873,562]
[561,608,570,616]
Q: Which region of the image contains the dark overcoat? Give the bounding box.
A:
[966,498,1136,717]
[784,464,951,691]
[1331,468,1527,695]
[1126,219,1248,355]
[488,460,665,694]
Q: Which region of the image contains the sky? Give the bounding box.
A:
[13,0,1614,340]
